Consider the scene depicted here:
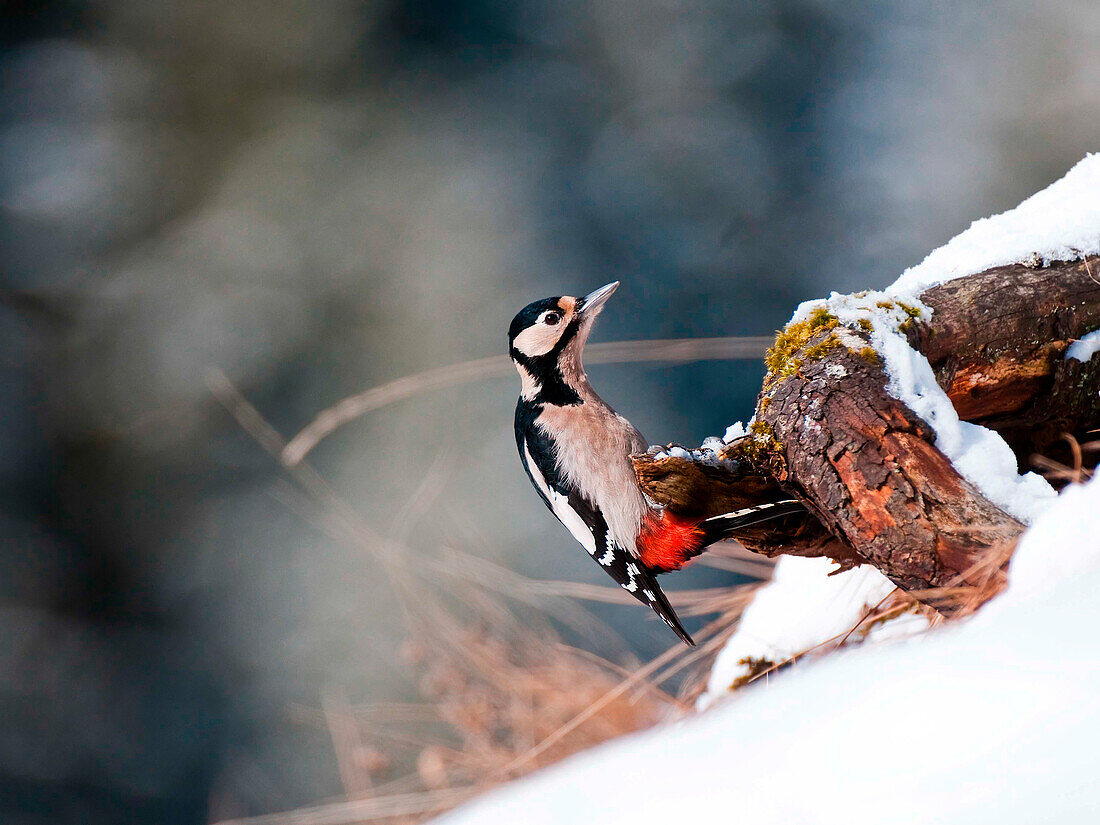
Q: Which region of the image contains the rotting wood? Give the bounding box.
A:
[633,255,1100,607]
[631,452,861,568]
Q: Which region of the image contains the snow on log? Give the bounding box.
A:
[634,156,1100,606]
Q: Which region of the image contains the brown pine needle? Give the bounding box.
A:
[488,606,747,780]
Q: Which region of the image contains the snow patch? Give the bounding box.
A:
[697,557,909,709]
[890,153,1100,295]
[1066,328,1100,362]
[645,437,743,471]
[870,308,1055,523]
[722,421,747,443]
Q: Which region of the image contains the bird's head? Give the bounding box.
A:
[507,281,618,403]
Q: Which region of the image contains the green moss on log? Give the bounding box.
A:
[764,307,838,381]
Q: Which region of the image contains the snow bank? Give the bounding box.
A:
[997,476,1100,608]
[891,153,1100,295]
[436,475,1100,825]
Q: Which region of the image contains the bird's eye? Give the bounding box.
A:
[544,312,561,326]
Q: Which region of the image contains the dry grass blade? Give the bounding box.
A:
[672,582,762,618]
[906,539,1017,618]
[1031,453,1086,483]
[206,368,428,605]
[281,336,771,465]
[206,366,767,825]
[697,541,777,579]
[323,686,374,799]
[495,577,756,612]
[733,588,921,692]
[1063,433,1085,483]
[487,597,758,781]
[1031,435,1098,485]
[213,787,480,825]
[206,368,290,460]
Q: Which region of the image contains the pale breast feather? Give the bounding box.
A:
[532,400,648,555]
[517,427,695,646]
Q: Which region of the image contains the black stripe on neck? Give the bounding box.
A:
[511,317,584,406]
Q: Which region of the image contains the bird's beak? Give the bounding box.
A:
[577,281,619,316]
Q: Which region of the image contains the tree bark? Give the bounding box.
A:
[914,257,1100,454]
[633,255,1100,602]
[632,451,862,567]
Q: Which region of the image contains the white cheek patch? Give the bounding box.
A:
[524,440,597,556]
[512,323,563,357]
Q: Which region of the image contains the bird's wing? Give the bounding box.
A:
[519,429,695,646]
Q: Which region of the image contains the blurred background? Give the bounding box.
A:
[1,1,1098,822]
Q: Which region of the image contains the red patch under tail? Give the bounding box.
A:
[637,510,704,574]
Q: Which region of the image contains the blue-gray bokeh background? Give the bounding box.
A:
[2,1,1098,822]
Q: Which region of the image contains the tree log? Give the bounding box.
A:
[914,257,1100,453]
[633,255,1100,602]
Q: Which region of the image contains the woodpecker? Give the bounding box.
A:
[509,282,805,646]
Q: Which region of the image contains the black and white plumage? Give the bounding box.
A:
[516,399,689,642]
[509,282,804,646]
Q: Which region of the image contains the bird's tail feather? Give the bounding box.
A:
[645,583,695,647]
[698,499,805,545]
